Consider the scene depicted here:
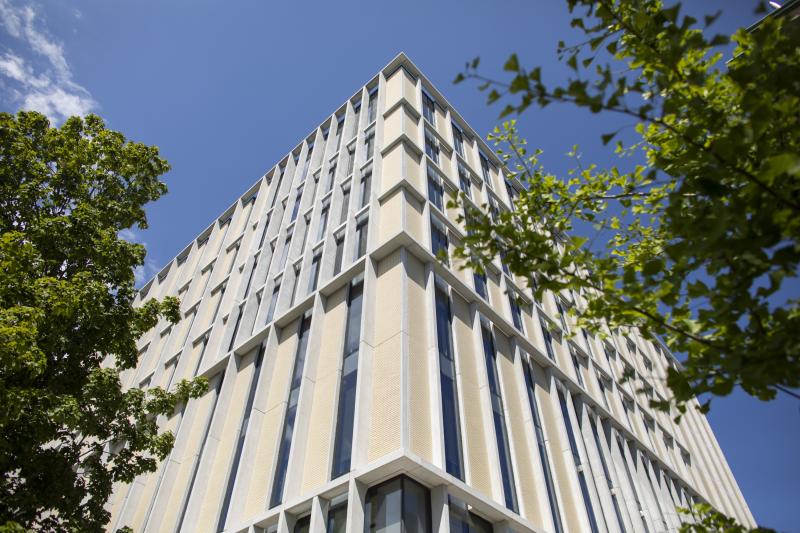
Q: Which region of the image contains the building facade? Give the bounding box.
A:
[106,53,755,533]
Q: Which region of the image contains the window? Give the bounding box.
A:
[278,235,292,271]
[508,291,524,332]
[458,164,471,199]
[289,264,301,305]
[318,204,330,241]
[505,181,517,211]
[333,234,345,275]
[308,253,321,293]
[365,476,430,533]
[210,283,226,323]
[582,329,596,358]
[360,170,372,208]
[258,214,272,250]
[603,343,618,379]
[590,417,627,533]
[480,324,518,512]
[424,130,439,164]
[270,165,286,208]
[367,87,378,123]
[435,284,463,479]
[331,279,364,477]
[298,214,311,253]
[310,172,320,203]
[322,125,330,141]
[431,220,448,263]
[479,153,493,188]
[300,149,312,182]
[596,376,611,409]
[326,163,337,193]
[452,123,465,156]
[642,355,653,373]
[555,298,570,332]
[522,362,563,533]
[228,303,245,352]
[558,390,600,533]
[473,271,488,301]
[355,218,369,259]
[265,283,280,324]
[269,314,313,508]
[290,186,304,222]
[364,132,375,160]
[351,101,361,136]
[345,145,355,176]
[326,500,348,533]
[335,115,345,151]
[540,318,556,360]
[175,371,226,531]
[427,165,444,211]
[216,345,265,532]
[294,516,310,533]
[340,186,351,224]
[570,346,585,387]
[422,91,436,124]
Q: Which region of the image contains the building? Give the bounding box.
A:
[106,53,755,533]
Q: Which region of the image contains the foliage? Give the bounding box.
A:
[678,503,774,533]
[453,0,800,414]
[0,111,206,531]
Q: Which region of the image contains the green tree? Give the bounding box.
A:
[453,0,800,415]
[0,111,206,531]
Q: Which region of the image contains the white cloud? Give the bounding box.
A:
[119,228,158,287]
[0,0,96,122]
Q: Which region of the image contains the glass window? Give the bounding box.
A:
[422,91,436,125]
[345,145,356,176]
[340,186,351,224]
[558,390,599,533]
[539,318,556,360]
[473,271,488,301]
[289,264,301,305]
[326,163,337,193]
[431,220,448,263]
[571,347,585,387]
[217,346,265,531]
[290,186,304,222]
[355,219,369,259]
[335,116,344,150]
[351,101,361,136]
[505,181,516,211]
[365,476,430,533]
[479,154,492,188]
[278,235,292,271]
[271,165,286,208]
[265,283,280,324]
[448,497,492,533]
[326,501,348,533]
[424,131,439,164]
[556,298,570,332]
[452,123,465,156]
[308,253,321,293]
[508,292,524,332]
[365,132,375,160]
[227,303,244,352]
[333,234,345,276]
[458,164,471,199]
[269,314,313,508]
[435,284,463,479]
[522,362,563,533]
[360,170,372,208]
[331,280,364,477]
[322,125,330,141]
[294,516,310,533]
[480,325,518,512]
[300,149,312,182]
[318,204,330,241]
[427,165,444,211]
[367,88,378,123]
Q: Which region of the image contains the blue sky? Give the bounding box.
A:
[1,0,797,529]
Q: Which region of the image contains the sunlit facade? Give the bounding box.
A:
[106,53,755,533]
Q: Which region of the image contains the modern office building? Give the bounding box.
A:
[106,53,755,533]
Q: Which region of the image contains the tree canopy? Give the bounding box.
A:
[0,111,205,531]
[453,0,800,416]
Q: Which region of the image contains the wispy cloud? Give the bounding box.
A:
[119,228,158,287]
[0,0,96,122]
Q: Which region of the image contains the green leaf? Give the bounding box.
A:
[504,53,520,72]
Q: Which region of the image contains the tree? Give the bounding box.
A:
[0,111,206,531]
[453,0,800,415]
